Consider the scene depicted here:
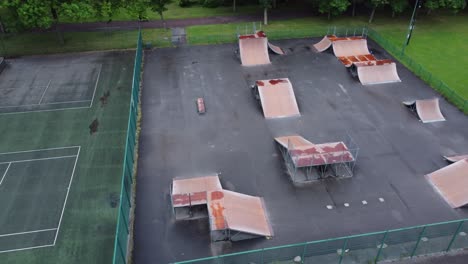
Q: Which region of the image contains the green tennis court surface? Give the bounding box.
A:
[0,50,134,264]
[0,147,79,253]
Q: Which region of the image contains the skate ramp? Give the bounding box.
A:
[444,154,468,163]
[355,60,401,85]
[268,42,285,55]
[239,31,271,66]
[426,159,468,208]
[256,78,300,119]
[171,175,222,207]
[207,190,273,239]
[275,135,314,149]
[332,39,371,57]
[313,36,333,52]
[403,98,446,123]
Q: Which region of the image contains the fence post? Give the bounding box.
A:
[338,238,348,264]
[410,226,426,258]
[301,242,308,263]
[375,231,389,263]
[446,220,464,252]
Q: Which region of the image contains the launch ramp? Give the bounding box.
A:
[403,98,446,123]
[426,159,468,208]
[208,190,273,241]
[252,78,300,119]
[238,31,271,66]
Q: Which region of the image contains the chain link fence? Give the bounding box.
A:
[112,30,143,264]
[174,219,467,264]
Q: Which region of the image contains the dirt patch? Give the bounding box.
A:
[109,192,120,208]
[99,90,111,107]
[89,118,99,134]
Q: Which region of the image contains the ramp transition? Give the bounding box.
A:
[426,158,468,208]
[238,31,271,66]
[403,98,446,123]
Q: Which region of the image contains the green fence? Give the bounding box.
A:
[112,29,143,264]
[175,218,468,264]
[366,28,468,114]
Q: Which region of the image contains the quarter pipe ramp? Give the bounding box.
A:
[403,98,446,123]
[353,60,401,85]
[238,31,271,66]
[253,78,300,119]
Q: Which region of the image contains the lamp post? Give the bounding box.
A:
[403,0,423,53]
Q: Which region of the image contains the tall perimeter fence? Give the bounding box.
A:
[112,30,143,264]
[176,218,468,264]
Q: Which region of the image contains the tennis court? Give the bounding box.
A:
[0,146,80,253]
[0,53,102,114]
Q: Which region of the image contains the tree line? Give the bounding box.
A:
[0,0,466,32]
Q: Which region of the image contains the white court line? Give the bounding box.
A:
[0,243,54,254]
[38,79,52,105]
[0,146,80,156]
[0,228,57,238]
[0,155,77,165]
[89,64,102,108]
[44,99,91,105]
[53,146,81,245]
[0,163,11,186]
[0,106,90,116]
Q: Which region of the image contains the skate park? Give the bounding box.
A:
[134,33,468,263]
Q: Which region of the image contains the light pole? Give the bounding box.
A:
[403,0,423,53]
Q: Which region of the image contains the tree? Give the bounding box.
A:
[444,0,467,13]
[150,0,173,29]
[368,0,389,23]
[126,0,151,21]
[317,0,351,20]
[389,0,409,17]
[92,0,124,23]
[259,0,273,25]
[61,2,96,23]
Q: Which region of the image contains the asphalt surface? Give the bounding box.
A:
[134,38,468,263]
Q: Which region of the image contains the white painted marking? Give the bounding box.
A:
[53,146,81,245]
[0,163,11,186]
[326,205,333,210]
[344,203,350,207]
[0,146,79,156]
[338,83,348,94]
[89,64,102,108]
[459,232,466,236]
[0,228,57,238]
[0,155,77,165]
[379,198,385,202]
[421,237,428,242]
[362,200,367,205]
[0,106,90,116]
[0,244,54,254]
[44,99,91,105]
[38,79,52,105]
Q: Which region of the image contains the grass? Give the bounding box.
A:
[0,51,134,264]
[0,29,170,57]
[185,13,468,102]
[60,3,260,23]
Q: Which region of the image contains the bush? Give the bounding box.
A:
[202,0,223,8]
[179,0,192,7]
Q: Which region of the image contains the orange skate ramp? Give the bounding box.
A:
[426,159,468,208]
[403,98,446,123]
[256,78,300,119]
[274,135,314,149]
[444,154,468,163]
[171,175,222,207]
[268,42,285,55]
[355,60,401,85]
[332,39,370,57]
[238,31,271,66]
[313,35,333,52]
[207,190,273,239]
